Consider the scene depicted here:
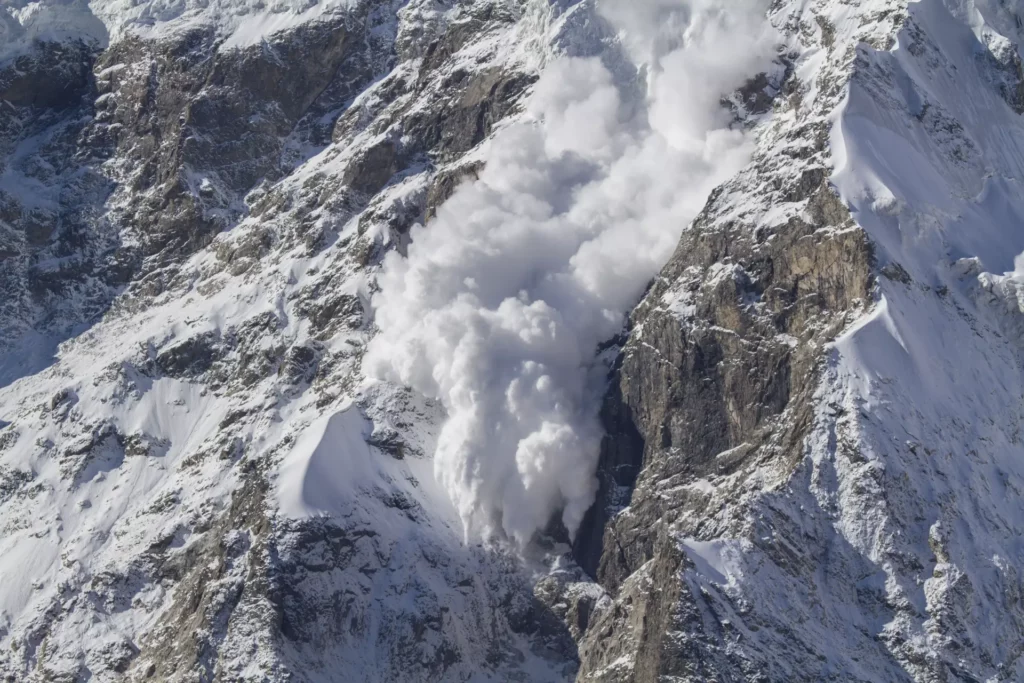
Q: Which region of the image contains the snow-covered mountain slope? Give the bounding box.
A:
[2,0,1024,681]
[571,0,1024,681]
[0,0,595,679]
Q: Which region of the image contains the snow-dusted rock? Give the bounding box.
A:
[3,0,1024,681]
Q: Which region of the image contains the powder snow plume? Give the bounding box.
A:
[365,0,776,545]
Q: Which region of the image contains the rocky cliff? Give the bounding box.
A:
[1,0,1023,681]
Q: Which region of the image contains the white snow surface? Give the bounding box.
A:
[4,0,1024,679]
[650,0,1024,679]
[1,0,357,61]
[813,1,1024,673]
[0,0,595,678]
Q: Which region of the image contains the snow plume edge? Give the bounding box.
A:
[365,0,778,546]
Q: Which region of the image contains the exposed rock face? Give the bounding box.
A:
[0,39,113,382]
[3,0,1024,681]
[570,1,1024,681]
[574,175,873,580]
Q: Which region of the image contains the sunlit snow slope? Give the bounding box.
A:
[572,1,1024,681]
[3,0,1024,681]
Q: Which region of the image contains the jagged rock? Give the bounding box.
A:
[571,1,1024,681]
[4,0,1024,682]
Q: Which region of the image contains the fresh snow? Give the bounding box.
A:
[1,0,358,62]
[4,0,1024,679]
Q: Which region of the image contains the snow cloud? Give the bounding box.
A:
[364,0,776,545]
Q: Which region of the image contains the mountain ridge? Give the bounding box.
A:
[2,0,1024,681]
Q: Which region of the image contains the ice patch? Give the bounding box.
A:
[680,538,740,585]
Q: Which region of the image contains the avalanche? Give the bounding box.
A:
[364,0,776,545]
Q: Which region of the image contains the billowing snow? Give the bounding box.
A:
[4,0,1024,678]
[364,0,778,545]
